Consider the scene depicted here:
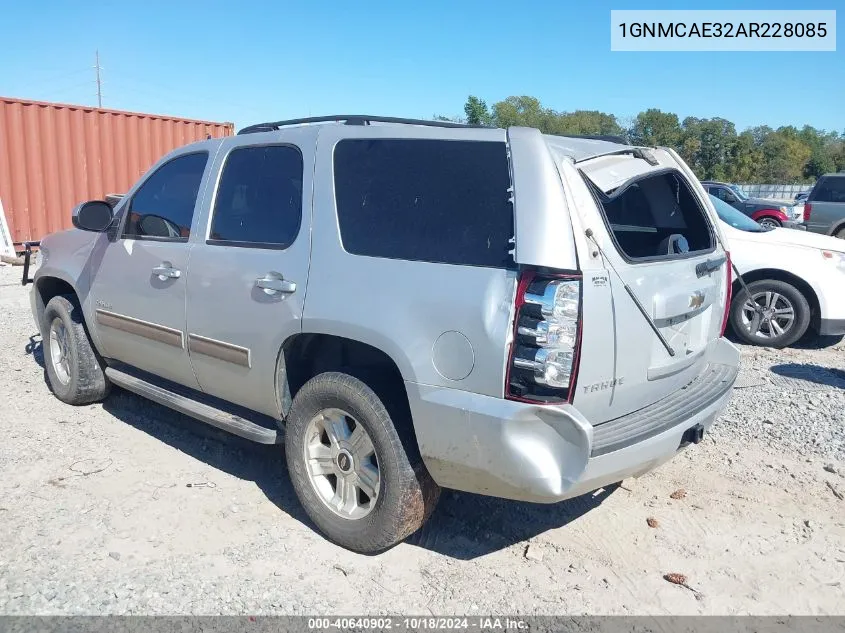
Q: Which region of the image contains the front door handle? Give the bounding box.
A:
[255,274,296,295]
[152,263,181,280]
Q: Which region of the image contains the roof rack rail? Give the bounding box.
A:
[238,115,488,135]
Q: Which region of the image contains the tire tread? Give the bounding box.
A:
[43,295,110,405]
[284,371,439,553]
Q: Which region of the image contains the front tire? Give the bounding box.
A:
[757,217,782,230]
[42,295,111,405]
[285,372,440,553]
[729,279,810,348]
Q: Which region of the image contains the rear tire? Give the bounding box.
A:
[835,227,845,240]
[42,295,111,405]
[729,279,810,348]
[284,371,440,553]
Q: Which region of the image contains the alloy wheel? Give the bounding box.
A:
[49,319,72,384]
[303,407,380,520]
[740,291,795,339]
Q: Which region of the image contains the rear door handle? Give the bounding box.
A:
[255,274,296,295]
[152,263,181,280]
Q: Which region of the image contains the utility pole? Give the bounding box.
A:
[95,50,102,108]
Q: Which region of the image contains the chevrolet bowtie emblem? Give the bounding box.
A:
[689,291,705,309]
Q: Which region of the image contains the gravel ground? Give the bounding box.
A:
[713,341,845,462]
[0,262,843,615]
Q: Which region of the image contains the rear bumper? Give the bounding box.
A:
[408,338,739,503]
[782,220,806,231]
[819,318,845,336]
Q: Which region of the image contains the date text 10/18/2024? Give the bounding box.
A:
[307,617,528,630]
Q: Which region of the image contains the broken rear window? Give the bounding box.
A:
[590,170,714,261]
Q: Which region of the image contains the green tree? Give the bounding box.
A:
[628,109,681,147]
[805,147,836,179]
[463,96,492,125]
[726,131,763,183]
[758,129,812,182]
[491,96,544,129]
[680,117,736,180]
[552,110,624,136]
[458,93,840,184]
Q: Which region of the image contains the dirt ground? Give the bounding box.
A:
[0,263,843,615]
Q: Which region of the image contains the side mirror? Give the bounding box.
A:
[72,200,114,232]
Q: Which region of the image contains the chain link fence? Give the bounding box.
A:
[736,183,812,202]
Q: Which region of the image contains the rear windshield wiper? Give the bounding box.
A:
[585,228,676,357]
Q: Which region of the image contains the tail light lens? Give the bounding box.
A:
[506,271,582,404]
[720,252,732,337]
[804,203,812,222]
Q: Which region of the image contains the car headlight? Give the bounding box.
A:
[821,250,845,270]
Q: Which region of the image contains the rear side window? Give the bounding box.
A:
[811,177,845,203]
[209,145,303,248]
[333,139,513,267]
[712,186,738,205]
[593,170,714,261]
[124,152,208,241]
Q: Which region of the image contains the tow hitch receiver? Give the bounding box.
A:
[679,424,705,448]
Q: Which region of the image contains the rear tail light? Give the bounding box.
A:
[720,252,732,337]
[506,271,582,404]
[804,203,812,222]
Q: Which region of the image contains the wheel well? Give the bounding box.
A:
[830,221,845,237]
[280,331,410,411]
[751,211,783,223]
[733,268,820,329]
[33,277,77,327]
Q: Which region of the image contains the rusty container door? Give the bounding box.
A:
[0,96,234,246]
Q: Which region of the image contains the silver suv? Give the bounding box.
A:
[27,116,739,553]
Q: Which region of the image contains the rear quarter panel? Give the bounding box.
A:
[303,125,516,397]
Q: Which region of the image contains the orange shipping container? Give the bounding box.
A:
[0,96,234,245]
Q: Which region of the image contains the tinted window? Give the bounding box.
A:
[713,187,737,204]
[812,177,845,203]
[209,145,303,248]
[124,152,208,240]
[334,139,513,267]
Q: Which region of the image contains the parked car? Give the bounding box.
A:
[702,181,801,230]
[794,191,811,204]
[803,173,845,239]
[710,194,845,347]
[27,116,739,553]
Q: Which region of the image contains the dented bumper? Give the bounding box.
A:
[408,337,739,503]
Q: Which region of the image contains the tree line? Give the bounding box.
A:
[438,96,844,184]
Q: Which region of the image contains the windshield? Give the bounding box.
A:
[728,184,748,201]
[709,194,767,232]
